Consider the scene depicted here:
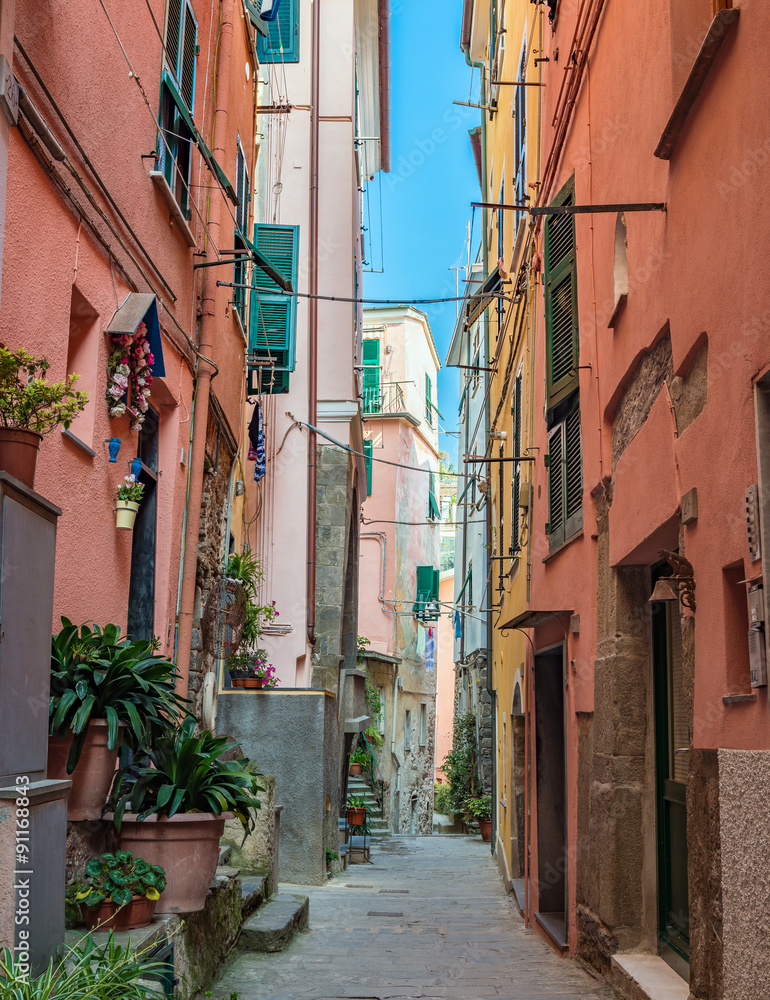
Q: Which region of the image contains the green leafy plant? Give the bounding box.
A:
[434,782,452,815]
[0,346,88,433]
[325,848,339,866]
[350,747,369,767]
[346,794,366,810]
[363,726,384,750]
[110,716,262,834]
[356,635,371,664]
[66,851,166,917]
[364,678,382,720]
[226,648,279,687]
[464,794,492,821]
[223,549,264,600]
[441,711,481,813]
[0,935,165,1000]
[49,618,189,773]
[116,475,145,502]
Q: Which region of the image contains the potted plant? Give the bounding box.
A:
[465,795,493,842]
[349,748,368,776]
[108,716,262,913]
[346,794,367,828]
[66,850,166,931]
[116,474,144,530]
[48,618,187,820]
[0,346,88,488]
[227,648,279,689]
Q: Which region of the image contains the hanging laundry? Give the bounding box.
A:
[452,609,463,640]
[248,401,266,483]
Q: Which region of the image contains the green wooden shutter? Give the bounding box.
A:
[425,373,433,426]
[180,3,197,111]
[257,0,300,63]
[413,565,434,618]
[364,441,373,496]
[165,0,182,77]
[547,421,565,550]
[249,223,298,376]
[362,339,380,413]
[545,177,578,410]
[428,473,441,521]
[565,398,583,537]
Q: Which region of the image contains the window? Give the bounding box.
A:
[497,175,505,262]
[65,286,99,449]
[157,0,198,217]
[425,373,433,427]
[428,472,441,521]
[362,339,381,413]
[413,565,440,621]
[378,686,386,734]
[498,444,505,591]
[513,45,527,231]
[546,395,583,551]
[511,371,523,554]
[545,177,578,410]
[419,704,427,746]
[233,137,250,327]
[364,440,373,496]
[404,710,412,751]
[248,224,299,395]
[256,0,300,63]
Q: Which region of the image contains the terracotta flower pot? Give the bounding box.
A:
[0,427,42,489]
[231,676,263,689]
[478,819,492,842]
[82,894,157,932]
[347,807,366,827]
[349,762,362,776]
[116,500,139,530]
[114,812,231,913]
[47,720,125,821]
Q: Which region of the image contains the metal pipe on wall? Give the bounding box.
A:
[307,0,320,648]
[175,0,235,693]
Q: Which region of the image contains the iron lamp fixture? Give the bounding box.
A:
[649,549,696,611]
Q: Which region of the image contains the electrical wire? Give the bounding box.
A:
[218,281,516,306]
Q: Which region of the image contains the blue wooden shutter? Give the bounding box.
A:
[257,0,300,63]
[249,224,298,374]
[545,177,578,410]
[164,0,197,113]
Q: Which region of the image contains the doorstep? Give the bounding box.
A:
[611,954,689,1000]
[534,911,567,953]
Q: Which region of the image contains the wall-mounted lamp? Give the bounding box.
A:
[105,438,121,462]
[649,549,696,611]
[130,456,142,478]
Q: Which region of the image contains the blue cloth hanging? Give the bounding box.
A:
[248,401,266,483]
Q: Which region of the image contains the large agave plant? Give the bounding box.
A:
[110,715,262,834]
[49,618,189,773]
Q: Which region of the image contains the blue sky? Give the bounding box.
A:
[363,2,480,462]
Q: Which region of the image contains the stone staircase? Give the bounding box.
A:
[348,774,390,836]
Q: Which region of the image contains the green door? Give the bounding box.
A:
[652,584,690,968]
[362,339,381,413]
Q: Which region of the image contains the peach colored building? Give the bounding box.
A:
[435,569,456,782]
[357,306,442,833]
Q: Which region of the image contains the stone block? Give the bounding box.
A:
[240,893,309,953]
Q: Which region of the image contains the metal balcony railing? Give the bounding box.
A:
[362,379,411,415]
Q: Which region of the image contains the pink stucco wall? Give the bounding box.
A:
[435,573,455,781]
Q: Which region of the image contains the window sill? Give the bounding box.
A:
[543,527,584,562]
[233,305,247,346]
[149,171,196,247]
[722,692,757,705]
[654,9,740,160]
[62,427,95,457]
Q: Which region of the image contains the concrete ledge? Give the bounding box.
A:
[240,892,309,952]
[611,954,689,1000]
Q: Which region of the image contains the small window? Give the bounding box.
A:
[413,565,439,621]
[419,703,427,746]
[378,686,386,734]
[545,177,579,411]
[158,77,194,218]
[248,224,300,395]
[233,136,250,327]
[256,0,300,63]
[362,339,381,413]
[364,440,373,496]
[404,709,412,751]
[65,287,99,449]
[510,370,523,554]
[546,395,583,551]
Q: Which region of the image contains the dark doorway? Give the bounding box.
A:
[652,571,690,975]
[534,646,567,948]
[127,408,159,641]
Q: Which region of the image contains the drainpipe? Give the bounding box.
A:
[307,0,320,648]
[361,532,387,602]
[175,0,234,694]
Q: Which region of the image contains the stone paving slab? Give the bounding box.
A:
[214,836,615,999]
[240,893,310,953]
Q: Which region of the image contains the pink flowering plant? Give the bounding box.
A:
[116,475,144,503]
[227,648,279,687]
[106,321,155,430]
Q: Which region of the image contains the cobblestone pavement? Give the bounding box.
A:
[212,835,616,1000]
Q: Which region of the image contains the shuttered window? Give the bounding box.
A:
[413,565,440,621]
[546,395,583,551]
[364,440,373,496]
[510,371,523,554]
[164,0,197,113]
[498,444,505,591]
[362,339,381,413]
[256,0,300,63]
[233,137,250,326]
[425,374,433,427]
[545,177,579,411]
[428,473,441,521]
[248,224,299,393]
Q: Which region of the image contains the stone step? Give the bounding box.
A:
[240,892,309,953]
[240,875,268,918]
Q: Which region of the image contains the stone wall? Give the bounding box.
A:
[221,774,277,894]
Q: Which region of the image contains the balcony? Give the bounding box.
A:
[362,379,411,416]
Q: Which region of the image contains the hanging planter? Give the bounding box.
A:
[106,320,155,432]
[115,475,144,531]
[116,500,140,530]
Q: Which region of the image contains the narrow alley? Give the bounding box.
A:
[213,837,614,1000]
